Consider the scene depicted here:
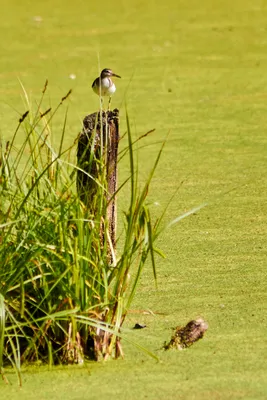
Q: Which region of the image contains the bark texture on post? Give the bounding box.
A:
[77,109,119,252]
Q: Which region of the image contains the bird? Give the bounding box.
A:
[92,68,121,109]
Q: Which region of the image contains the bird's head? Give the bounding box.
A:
[100,68,121,79]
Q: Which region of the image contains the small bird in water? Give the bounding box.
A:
[92,68,121,109]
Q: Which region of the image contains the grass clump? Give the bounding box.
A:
[0,82,165,383]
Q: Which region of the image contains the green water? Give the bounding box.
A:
[1,0,267,398]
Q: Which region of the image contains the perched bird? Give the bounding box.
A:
[92,68,121,109]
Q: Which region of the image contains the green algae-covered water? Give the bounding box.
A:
[1,0,267,398]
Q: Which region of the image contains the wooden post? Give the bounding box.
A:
[77,109,119,254]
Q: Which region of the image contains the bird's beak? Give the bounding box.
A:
[112,73,121,78]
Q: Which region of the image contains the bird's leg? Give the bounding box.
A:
[108,96,112,112]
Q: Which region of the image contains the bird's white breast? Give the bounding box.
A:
[99,77,116,96]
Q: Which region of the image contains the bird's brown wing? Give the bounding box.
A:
[92,77,100,88]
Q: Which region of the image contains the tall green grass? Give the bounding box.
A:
[0,82,167,383]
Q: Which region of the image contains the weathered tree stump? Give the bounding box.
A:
[77,109,119,254]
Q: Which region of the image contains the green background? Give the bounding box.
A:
[1,0,267,398]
